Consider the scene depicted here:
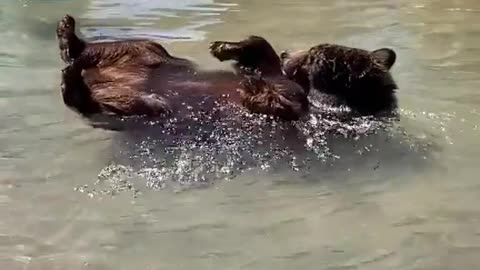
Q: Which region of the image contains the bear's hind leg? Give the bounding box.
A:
[56,14,86,64]
[60,64,100,115]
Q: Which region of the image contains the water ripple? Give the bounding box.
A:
[74,98,442,197]
[82,0,236,41]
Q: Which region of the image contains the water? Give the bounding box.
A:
[1,0,480,269]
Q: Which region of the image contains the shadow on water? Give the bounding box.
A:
[75,94,441,197]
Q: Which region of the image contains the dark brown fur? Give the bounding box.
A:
[281,44,398,115]
[208,36,309,120]
[56,15,308,121]
[209,36,282,76]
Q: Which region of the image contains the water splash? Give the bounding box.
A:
[74,96,457,197]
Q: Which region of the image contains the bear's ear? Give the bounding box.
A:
[372,48,396,70]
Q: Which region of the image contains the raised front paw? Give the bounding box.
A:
[209,41,240,62]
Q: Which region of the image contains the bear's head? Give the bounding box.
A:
[280,45,398,115]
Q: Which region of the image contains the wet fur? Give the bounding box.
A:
[281,44,398,115]
[209,36,309,120]
[209,36,282,76]
[56,15,308,121]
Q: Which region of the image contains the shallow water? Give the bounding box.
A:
[1,0,480,269]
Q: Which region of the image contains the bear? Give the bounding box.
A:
[56,15,309,121]
[279,44,398,115]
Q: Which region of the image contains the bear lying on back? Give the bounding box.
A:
[56,15,399,123]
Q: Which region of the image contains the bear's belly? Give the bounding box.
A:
[81,64,245,118]
[147,69,245,110]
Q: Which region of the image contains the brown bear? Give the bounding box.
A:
[280,44,398,115]
[56,15,309,121]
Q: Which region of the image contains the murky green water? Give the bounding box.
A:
[1,0,480,269]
